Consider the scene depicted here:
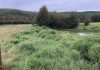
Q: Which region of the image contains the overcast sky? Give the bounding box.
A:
[0,0,100,12]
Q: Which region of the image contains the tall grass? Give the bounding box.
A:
[3,24,100,70]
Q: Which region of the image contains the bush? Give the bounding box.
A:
[84,20,90,26]
[38,29,59,40]
[48,14,59,28]
[72,38,94,61]
[18,42,36,55]
[91,14,100,22]
[89,44,100,63]
[24,57,55,70]
[64,12,79,29]
[10,38,20,44]
[84,16,90,26]
[48,13,66,28]
[48,12,79,29]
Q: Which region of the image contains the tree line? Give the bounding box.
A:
[36,6,90,29]
[0,8,100,25]
[0,9,36,24]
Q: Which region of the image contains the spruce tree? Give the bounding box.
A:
[36,6,49,26]
[65,12,79,29]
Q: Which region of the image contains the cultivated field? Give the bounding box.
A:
[1,23,100,70]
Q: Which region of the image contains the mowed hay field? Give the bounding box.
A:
[1,23,100,70]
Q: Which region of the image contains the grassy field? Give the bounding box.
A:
[0,24,31,69]
[1,23,100,70]
[0,24,31,42]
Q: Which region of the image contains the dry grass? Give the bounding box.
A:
[0,24,31,42]
[0,24,31,67]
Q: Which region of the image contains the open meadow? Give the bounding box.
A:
[0,0,100,70]
[0,23,100,70]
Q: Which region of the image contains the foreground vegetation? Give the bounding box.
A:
[1,23,100,70]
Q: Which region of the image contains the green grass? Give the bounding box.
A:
[72,22,100,32]
[2,23,100,70]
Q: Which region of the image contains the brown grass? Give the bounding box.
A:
[0,24,31,67]
[0,24,31,42]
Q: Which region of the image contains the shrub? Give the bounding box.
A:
[84,16,90,26]
[10,38,20,44]
[89,44,100,63]
[64,12,79,29]
[48,12,79,29]
[84,20,90,26]
[38,29,58,40]
[72,38,93,61]
[48,14,59,28]
[18,42,36,55]
[91,14,100,22]
[24,57,55,70]
[48,13,66,28]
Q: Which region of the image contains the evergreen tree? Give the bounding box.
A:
[91,14,100,22]
[65,12,79,29]
[48,14,57,28]
[36,6,49,26]
[48,13,65,28]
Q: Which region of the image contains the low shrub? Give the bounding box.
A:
[10,38,20,44]
[18,42,36,55]
[72,37,94,61]
[38,29,59,40]
[89,44,100,63]
[84,21,90,26]
[24,57,55,70]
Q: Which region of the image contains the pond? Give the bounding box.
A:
[77,32,93,36]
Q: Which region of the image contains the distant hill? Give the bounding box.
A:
[0,9,37,22]
[0,8,100,24]
[60,11,100,16]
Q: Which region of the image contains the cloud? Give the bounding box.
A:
[0,0,100,11]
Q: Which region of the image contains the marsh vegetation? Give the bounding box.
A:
[0,22,99,70]
[0,6,100,70]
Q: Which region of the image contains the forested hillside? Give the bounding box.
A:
[60,11,100,22]
[0,9,100,24]
[0,9,37,24]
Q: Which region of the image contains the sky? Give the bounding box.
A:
[0,0,100,12]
